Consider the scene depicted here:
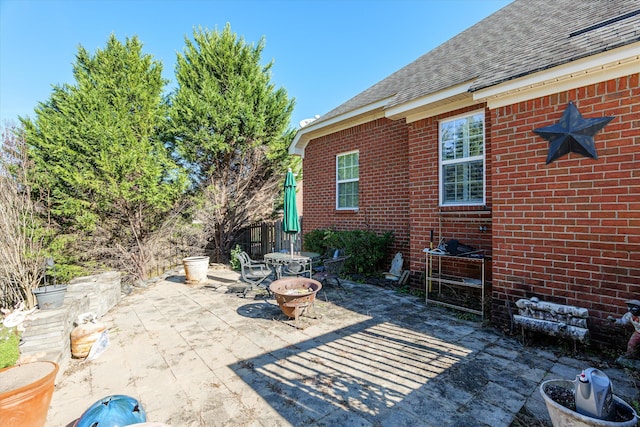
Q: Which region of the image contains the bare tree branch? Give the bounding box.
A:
[0,122,45,309]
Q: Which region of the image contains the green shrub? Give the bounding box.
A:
[304,228,393,274]
[303,229,336,254]
[230,245,242,271]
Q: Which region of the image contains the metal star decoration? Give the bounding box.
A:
[534,102,614,164]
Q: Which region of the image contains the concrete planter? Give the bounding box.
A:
[540,379,638,427]
[0,361,59,427]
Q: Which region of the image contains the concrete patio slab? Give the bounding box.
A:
[46,267,639,426]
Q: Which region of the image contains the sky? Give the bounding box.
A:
[0,0,512,130]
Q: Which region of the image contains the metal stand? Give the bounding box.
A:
[424,249,486,321]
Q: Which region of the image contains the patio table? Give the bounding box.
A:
[264,252,320,279]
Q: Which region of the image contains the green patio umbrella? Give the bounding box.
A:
[283,168,300,256]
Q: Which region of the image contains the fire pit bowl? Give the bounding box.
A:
[269,277,322,319]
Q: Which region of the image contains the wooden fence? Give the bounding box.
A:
[234,218,303,259]
[140,218,303,281]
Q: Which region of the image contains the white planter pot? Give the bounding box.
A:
[182,256,210,284]
[540,379,638,427]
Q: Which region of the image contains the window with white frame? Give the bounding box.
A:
[439,112,485,206]
[336,151,359,209]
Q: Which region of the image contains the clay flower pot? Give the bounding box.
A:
[0,361,59,427]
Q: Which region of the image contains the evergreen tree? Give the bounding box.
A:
[22,35,188,280]
[168,25,296,262]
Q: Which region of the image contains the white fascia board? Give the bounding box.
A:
[403,97,482,123]
[288,98,391,158]
[474,43,640,108]
[384,80,475,122]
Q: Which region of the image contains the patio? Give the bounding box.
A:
[46,267,638,426]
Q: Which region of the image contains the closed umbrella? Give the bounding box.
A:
[282,168,300,257]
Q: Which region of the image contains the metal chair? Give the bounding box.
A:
[312,248,345,274]
[235,251,273,297]
[313,256,349,290]
[280,258,312,278]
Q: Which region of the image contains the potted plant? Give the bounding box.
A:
[540,369,638,427]
[32,284,68,310]
[32,258,67,310]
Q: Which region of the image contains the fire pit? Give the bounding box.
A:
[269,277,322,326]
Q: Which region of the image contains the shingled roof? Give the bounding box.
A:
[313,0,640,126]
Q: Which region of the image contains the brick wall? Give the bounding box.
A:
[408,106,493,286]
[491,73,640,346]
[302,118,410,261]
[301,73,639,349]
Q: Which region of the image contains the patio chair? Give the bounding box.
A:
[235,251,273,297]
[280,258,312,278]
[313,255,350,290]
[312,248,345,273]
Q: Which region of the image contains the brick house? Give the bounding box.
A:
[289,0,640,346]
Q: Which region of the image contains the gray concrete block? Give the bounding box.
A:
[20,272,118,366]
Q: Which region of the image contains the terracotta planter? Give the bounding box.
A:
[182,256,210,284]
[33,285,68,310]
[540,379,638,427]
[269,277,322,318]
[0,361,59,427]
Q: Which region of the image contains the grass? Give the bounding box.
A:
[396,283,425,299]
[0,325,20,368]
[624,366,640,415]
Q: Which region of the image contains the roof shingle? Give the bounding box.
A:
[314,0,640,125]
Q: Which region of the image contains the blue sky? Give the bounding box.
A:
[1,0,511,129]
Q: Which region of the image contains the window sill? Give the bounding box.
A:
[439,209,491,215]
[336,209,359,215]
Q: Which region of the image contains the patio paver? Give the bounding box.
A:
[46,267,638,426]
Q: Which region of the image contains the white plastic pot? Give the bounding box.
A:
[182,256,210,284]
[32,285,68,310]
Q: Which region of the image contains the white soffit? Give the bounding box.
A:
[289,98,391,158]
[474,43,640,109]
[385,80,476,123]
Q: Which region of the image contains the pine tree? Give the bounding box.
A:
[168,25,296,262]
[22,35,188,280]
